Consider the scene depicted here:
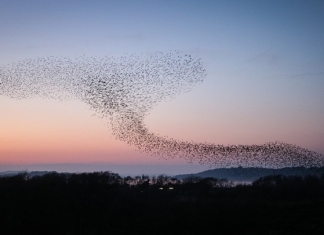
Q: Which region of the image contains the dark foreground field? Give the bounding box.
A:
[1,172,324,235]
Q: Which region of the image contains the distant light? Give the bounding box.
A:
[169,187,174,190]
[159,187,163,190]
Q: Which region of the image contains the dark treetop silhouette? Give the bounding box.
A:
[1,171,324,234]
[1,51,323,168]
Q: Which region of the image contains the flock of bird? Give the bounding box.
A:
[1,51,323,168]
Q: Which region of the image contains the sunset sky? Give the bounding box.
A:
[1,0,324,175]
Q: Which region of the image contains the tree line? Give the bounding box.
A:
[1,171,324,235]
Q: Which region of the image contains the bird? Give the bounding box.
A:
[0,51,323,169]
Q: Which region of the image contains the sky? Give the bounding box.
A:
[0,0,324,175]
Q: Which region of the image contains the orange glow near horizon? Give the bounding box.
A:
[0,97,191,165]
[1,92,324,166]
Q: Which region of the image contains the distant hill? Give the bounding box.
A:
[0,171,22,177]
[2,167,324,182]
[0,171,56,178]
[175,167,324,182]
